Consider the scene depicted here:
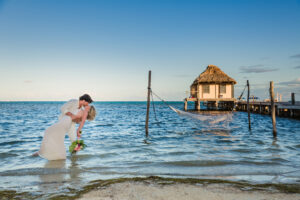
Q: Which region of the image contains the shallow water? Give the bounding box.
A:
[0,101,300,198]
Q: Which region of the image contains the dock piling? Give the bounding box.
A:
[247,80,251,130]
[197,100,200,111]
[184,100,187,111]
[145,70,151,137]
[292,93,295,105]
[270,81,277,137]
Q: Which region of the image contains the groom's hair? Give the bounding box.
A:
[79,94,93,103]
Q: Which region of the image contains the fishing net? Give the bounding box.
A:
[169,105,233,124]
[151,90,233,125]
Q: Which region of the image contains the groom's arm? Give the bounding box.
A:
[66,112,81,123]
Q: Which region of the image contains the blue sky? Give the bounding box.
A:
[0,0,300,101]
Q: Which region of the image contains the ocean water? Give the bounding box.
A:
[0,101,300,198]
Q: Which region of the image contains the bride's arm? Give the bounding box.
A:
[76,106,90,138]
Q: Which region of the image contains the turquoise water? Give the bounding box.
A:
[0,101,300,197]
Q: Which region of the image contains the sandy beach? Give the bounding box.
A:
[78,181,300,200]
[75,177,300,200]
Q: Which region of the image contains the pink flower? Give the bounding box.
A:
[74,144,81,152]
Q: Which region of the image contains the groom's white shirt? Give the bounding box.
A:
[59,99,79,142]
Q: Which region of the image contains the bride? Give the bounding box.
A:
[34,94,96,160]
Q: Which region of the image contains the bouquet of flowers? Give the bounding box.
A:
[69,140,86,154]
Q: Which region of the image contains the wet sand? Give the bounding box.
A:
[78,181,300,200]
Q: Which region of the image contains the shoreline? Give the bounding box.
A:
[78,181,300,200]
[2,176,300,199]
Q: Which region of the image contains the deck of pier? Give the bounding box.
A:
[183,98,300,119]
[235,101,300,119]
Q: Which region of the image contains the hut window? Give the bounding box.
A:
[220,84,226,93]
[203,85,210,93]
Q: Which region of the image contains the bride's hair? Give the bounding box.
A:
[87,106,96,121]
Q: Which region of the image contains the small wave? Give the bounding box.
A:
[0,168,69,176]
[71,153,119,160]
[0,152,18,158]
[161,160,232,167]
[0,141,26,146]
[167,151,195,156]
[96,124,114,127]
[231,149,253,153]
[159,160,283,167]
[294,144,300,149]
[240,160,281,166]
[0,122,14,125]
[269,157,289,162]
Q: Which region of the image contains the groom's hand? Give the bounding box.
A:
[66,112,72,116]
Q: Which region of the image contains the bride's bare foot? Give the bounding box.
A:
[32,152,39,157]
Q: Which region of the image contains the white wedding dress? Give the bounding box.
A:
[38,99,81,160]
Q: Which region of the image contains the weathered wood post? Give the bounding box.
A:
[291,93,295,105]
[145,70,151,137]
[270,81,277,137]
[197,99,200,111]
[247,80,251,130]
[259,102,262,114]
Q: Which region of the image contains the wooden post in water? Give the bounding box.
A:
[247,80,251,130]
[291,93,295,105]
[290,93,294,117]
[270,81,277,137]
[145,70,151,137]
[197,99,200,111]
[184,99,188,111]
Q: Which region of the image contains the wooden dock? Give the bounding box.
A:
[235,101,300,119]
[184,98,235,111]
[183,99,300,119]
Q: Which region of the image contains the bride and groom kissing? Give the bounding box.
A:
[33,94,96,160]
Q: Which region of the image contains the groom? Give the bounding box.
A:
[60,94,93,141]
[78,94,93,108]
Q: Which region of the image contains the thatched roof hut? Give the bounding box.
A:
[191,65,236,86]
[185,65,237,111]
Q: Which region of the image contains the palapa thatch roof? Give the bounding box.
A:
[191,65,237,86]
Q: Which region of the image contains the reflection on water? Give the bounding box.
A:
[0,101,299,198]
[69,155,82,181]
[38,160,66,194]
[37,156,84,197]
[199,129,232,137]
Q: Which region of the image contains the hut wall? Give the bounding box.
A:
[219,84,233,98]
[198,85,201,99]
[215,84,219,99]
[196,83,234,99]
[201,84,218,99]
[190,85,197,98]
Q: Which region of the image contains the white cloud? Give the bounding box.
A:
[278,78,300,86]
[240,65,278,73]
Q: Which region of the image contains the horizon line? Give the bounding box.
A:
[0,100,184,102]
